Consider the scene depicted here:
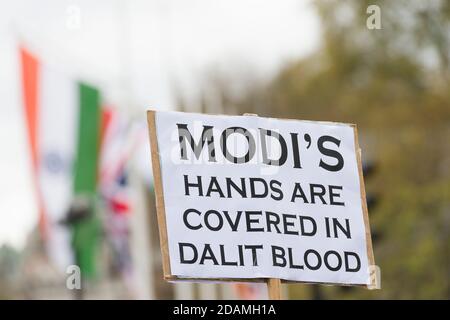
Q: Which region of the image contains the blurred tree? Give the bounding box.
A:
[196,0,450,299]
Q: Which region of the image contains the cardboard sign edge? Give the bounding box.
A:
[352,124,377,289]
[147,110,172,277]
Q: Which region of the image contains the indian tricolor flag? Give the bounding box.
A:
[20,47,102,277]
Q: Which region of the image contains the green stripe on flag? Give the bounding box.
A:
[74,83,101,194]
[72,82,101,280]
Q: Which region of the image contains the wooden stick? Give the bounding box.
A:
[267,278,282,300]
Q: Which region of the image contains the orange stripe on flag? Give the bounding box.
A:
[20,48,39,166]
[100,106,113,151]
[20,47,48,239]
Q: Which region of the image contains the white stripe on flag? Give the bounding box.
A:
[38,64,77,271]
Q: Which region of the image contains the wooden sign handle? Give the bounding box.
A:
[267,278,282,300]
[242,113,283,300]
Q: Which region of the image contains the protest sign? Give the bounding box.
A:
[147,110,376,291]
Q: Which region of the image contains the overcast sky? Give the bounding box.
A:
[0,0,320,249]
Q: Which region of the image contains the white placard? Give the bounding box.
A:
[148,110,374,286]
